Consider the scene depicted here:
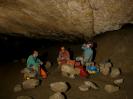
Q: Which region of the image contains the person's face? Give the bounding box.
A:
[61,47,65,52]
[33,51,38,57]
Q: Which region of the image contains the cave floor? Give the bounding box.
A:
[0,62,133,99]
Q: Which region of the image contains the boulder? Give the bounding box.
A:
[104,62,112,68]
[99,63,111,76]
[78,84,89,91]
[14,84,22,92]
[104,84,119,93]
[99,66,110,76]
[61,64,78,78]
[110,67,121,78]
[22,79,39,89]
[16,96,32,99]
[49,92,65,99]
[21,68,30,74]
[50,82,68,93]
[114,78,124,85]
[84,81,99,90]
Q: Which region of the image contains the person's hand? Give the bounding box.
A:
[40,62,43,65]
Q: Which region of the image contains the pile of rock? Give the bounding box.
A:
[99,61,124,93]
[14,68,40,99]
[99,62,121,78]
[49,81,69,99]
[14,79,40,92]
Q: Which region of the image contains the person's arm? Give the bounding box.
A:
[81,44,86,50]
[36,58,43,65]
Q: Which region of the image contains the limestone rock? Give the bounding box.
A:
[110,67,121,78]
[49,92,65,99]
[78,84,89,91]
[114,78,124,85]
[22,79,39,89]
[21,68,36,80]
[21,68,30,74]
[61,64,78,78]
[0,0,132,40]
[104,62,112,68]
[69,74,75,79]
[104,84,119,93]
[84,81,99,90]
[99,63,111,76]
[16,96,32,99]
[14,84,22,92]
[50,82,68,93]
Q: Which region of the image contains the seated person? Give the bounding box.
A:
[27,50,43,78]
[57,46,70,65]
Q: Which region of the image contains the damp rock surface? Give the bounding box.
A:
[0,0,132,40]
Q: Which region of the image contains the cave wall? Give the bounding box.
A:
[0,0,133,40]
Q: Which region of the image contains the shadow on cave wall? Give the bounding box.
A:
[0,23,132,64]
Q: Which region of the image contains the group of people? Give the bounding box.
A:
[26,41,95,80]
[57,42,94,66]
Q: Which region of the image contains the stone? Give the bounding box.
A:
[74,68,80,75]
[16,96,32,99]
[104,84,119,93]
[22,79,39,89]
[23,72,36,80]
[61,72,69,77]
[114,78,124,85]
[50,82,68,93]
[110,67,121,78]
[61,64,78,78]
[99,64,110,76]
[14,84,22,92]
[69,74,75,79]
[0,1,132,40]
[49,92,65,99]
[104,62,112,68]
[21,68,30,74]
[84,81,99,90]
[78,84,89,91]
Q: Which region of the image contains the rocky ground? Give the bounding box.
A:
[0,25,133,99]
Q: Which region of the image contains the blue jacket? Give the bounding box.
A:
[27,55,42,71]
[82,46,93,61]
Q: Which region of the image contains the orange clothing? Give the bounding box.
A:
[58,50,70,65]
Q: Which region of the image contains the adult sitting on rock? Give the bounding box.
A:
[57,46,70,66]
[27,50,45,79]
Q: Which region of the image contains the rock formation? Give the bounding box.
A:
[0,0,133,40]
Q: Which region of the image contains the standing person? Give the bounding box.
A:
[27,50,43,78]
[57,46,70,65]
[81,42,93,65]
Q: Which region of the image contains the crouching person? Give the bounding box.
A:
[27,50,47,80]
